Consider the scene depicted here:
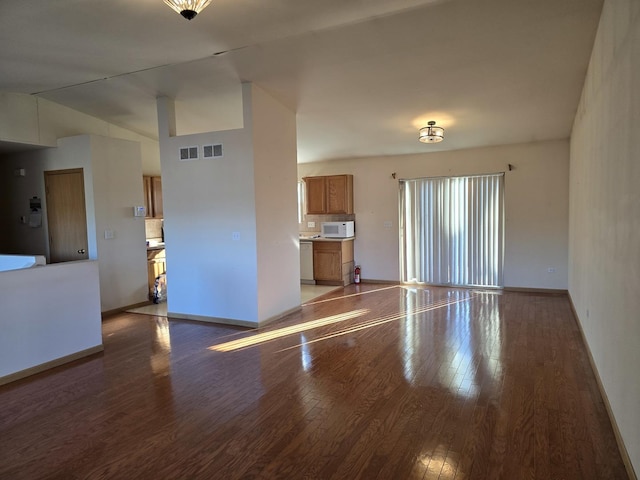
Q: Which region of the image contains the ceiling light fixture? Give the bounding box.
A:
[164,0,212,20]
[418,121,444,143]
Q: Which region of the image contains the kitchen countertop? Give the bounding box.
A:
[146,242,165,251]
[299,236,354,243]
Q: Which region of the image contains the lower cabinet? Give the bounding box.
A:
[313,239,354,286]
[147,249,166,298]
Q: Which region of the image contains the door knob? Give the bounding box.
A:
[78,249,86,254]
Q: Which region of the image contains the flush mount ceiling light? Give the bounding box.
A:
[164,0,212,20]
[418,121,445,143]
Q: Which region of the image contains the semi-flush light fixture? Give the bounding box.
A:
[418,121,445,143]
[164,0,212,20]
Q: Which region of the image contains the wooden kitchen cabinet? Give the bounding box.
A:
[305,176,326,214]
[151,176,163,218]
[143,176,163,218]
[303,174,353,214]
[143,176,153,218]
[313,239,354,286]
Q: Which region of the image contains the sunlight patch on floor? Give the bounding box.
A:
[208,308,370,352]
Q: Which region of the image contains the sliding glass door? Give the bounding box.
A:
[399,173,504,287]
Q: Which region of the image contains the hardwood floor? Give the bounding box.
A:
[0,285,628,479]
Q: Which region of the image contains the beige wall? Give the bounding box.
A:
[569,0,640,473]
[89,136,149,311]
[252,85,300,321]
[299,139,570,289]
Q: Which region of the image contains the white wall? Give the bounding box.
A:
[0,260,102,381]
[158,92,260,324]
[569,0,640,473]
[158,84,300,326]
[0,135,148,312]
[299,140,570,289]
[0,93,161,175]
[252,85,300,321]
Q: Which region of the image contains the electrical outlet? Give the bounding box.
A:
[307,221,316,228]
[232,231,240,241]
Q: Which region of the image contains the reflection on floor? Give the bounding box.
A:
[127,284,342,317]
[128,302,168,316]
[300,284,340,304]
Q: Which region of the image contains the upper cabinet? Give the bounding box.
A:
[151,176,163,218]
[304,174,353,214]
[305,176,326,214]
[143,176,163,218]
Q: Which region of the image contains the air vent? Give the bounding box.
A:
[203,143,223,159]
[179,146,199,161]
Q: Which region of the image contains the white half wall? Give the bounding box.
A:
[569,0,640,473]
[0,260,102,380]
[298,140,570,289]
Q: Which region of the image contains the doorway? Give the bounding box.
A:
[399,173,504,287]
[44,168,89,263]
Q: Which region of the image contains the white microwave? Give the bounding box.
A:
[321,221,355,238]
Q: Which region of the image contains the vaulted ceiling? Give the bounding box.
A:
[0,0,603,162]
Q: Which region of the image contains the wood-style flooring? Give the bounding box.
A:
[0,285,628,479]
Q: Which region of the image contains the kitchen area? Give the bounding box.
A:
[138,173,356,314]
[143,175,166,304]
[299,174,357,288]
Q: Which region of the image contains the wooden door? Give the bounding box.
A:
[304,177,326,214]
[45,169,89,263]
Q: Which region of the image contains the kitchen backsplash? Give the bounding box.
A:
[145,218,163,240]
[301,214,355,234]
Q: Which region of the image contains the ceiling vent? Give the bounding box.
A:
[179,146,199,161]
[203,143,223,159]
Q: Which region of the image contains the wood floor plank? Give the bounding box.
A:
[0,285,630,479]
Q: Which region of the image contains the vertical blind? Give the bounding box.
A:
[399,173,504,287]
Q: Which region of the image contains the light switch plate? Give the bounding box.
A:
[104,229,114,239]
[232,232,240,241]
[307,221,316,228]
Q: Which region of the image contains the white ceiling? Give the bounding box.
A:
[0,0,603,163]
